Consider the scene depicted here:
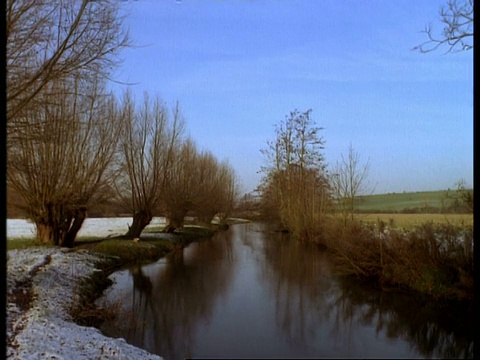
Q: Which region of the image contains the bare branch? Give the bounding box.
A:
[412,0,473,54]
[6,0,130,124]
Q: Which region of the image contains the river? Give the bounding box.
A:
[97,223,473,359]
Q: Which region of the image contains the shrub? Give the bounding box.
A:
[324,219,473,301]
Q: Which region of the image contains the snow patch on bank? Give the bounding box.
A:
[7,247,162,359]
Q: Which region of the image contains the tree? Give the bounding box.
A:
[161,144,239,231]
[162,139,199,231]
[7,76,122,246]
[330,144,371,224]
[114,93,184,238]
[213,162,239,225]
[454,179,473,212]
[413,0,473,53]
[192,155,239,226]
[6,0,130,247]
[444,179,474,213]
[260,109,330,241]
[6,0,129,127]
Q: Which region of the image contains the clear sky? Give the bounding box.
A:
[109,0,473,195]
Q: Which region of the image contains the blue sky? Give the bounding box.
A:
[109,0,473,194]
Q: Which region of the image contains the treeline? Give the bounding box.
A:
[6,1,238,247]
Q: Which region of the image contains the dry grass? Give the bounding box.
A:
[355,213,473,229]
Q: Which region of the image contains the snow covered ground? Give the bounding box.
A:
[7,217,167,239]
[6,217,167,359]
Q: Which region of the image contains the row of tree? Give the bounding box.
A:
[6,0,238,247]
[8,79,238,247]
[115,92,238,238]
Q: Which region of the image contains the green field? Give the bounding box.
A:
[355,190,464,213]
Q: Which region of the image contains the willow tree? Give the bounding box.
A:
[162,139,199,232]
[115,93,185,238]
[192,154,239,226]
[6,0,129,129]
[6,0,130,247]
[7,77,122,246]
[160,142,239,231]
[211,161,239,225]
[260,109,331,241]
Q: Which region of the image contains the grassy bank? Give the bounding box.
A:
[72,225,217,326]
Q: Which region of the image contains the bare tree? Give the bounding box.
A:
[7,76,123,246]
[454,179,473,212]
[162,139,199,232]
[330,144,371,224]
[413,0,473,53]
[6,0,130,246]
[444,178,474,213]
[193,155,239,226]
[161,143,239,231]
[6,0,129,136]
[214,162,240,225]
[260,109,330,241]
[190,151,222,225]
[115,93,185,238]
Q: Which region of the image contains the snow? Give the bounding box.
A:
[6,219,37,239]
[7,217,167,239]
[6,218,166,359]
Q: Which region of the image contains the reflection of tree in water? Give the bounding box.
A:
[129,266,153,343]
[106,230,235,360]
[238,222,260,258]
[328,277,474,359]
[261,232,333,346]
[261,232,473,359]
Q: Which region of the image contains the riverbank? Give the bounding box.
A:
[6,222,219,359]
[6,247,163,359]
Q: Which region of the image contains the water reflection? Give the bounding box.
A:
[99,224,473,359]
[100,230,235,359]
[260,233,334,347]
[329,277,474,358]
[260,228,474,358]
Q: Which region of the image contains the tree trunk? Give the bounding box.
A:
[164,208,188,233]
[35,202,65,245]
[197,214,214,226]
[124,210,153,239]
[61,207,87,248]
[36,222,57,245]
[171,210,186,228]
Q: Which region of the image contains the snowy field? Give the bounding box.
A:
[7,217,167,239]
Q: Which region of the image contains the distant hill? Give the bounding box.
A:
[355,190,471,214]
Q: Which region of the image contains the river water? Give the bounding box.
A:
[97,223,473,359]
